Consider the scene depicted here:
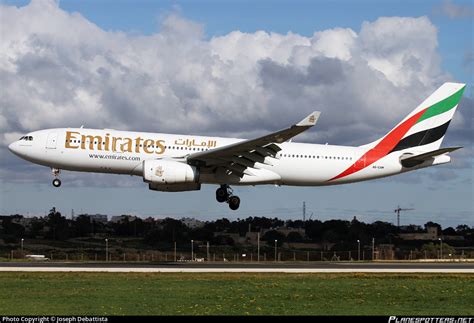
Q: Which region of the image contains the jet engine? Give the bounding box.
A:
[143,159,200,192]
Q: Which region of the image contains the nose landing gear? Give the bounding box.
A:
[51,168,61,187]
[215,185,240,210]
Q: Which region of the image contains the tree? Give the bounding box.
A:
[261,230,285,246]
[286,231,303,242]
[28,217,45,238]
[442,227,456,236]
[160,218,189,243]
[321,230,339,243]
[285,220,305,228]
[2,216,25,238]
[189,227,214,241]
[421,242,455,258]
[73,215,92,237]
[46,207,69,240]
[455,225,470,233]
[112,216,145,237]
[304,220,323,242]
[368,221,398,242]
[212,235,235,246]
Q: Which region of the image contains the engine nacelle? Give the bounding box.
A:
[148,182,201,192]
[143,159,199,185]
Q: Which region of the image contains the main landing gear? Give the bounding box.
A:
[215,185,240,210]
[51,168,61,187]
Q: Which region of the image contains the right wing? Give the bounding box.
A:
[187,111,321,177]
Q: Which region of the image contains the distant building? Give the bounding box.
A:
[399,225,438,240]
[74,214,108,223]
[399,225,464,241]
[180,217,205,229]
[10,215,34,230]
[89,214,108,224]
[399,224,423,232]
[214,228,308,246]
[110,215,137,223]
[262,226,306,238]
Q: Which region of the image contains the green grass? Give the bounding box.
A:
[0,272,472,315]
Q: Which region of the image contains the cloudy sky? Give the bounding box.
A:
[0,0,472,227]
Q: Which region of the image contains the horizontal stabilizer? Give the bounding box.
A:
[400,146,462,168]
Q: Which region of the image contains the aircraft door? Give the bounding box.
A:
[46,132,58,149]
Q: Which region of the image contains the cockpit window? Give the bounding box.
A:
[19,136,33,141]
[28,136,33,141]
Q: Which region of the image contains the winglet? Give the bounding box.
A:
[296,111,321,127]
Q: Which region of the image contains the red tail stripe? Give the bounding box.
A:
[329,108,428,181]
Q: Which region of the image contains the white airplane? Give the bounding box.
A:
[8,82,466,210]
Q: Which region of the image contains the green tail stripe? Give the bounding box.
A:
[416,86,465,124]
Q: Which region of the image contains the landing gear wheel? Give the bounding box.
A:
[52,178,61,187]
[51,168,61,188]
[228,195,240,210]
[216,187,228,203]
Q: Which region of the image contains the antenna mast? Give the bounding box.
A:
[303,201,306,222]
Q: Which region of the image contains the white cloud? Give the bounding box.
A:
[433,0,474,19]
[0,0,471,185]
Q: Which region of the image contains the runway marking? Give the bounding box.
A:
[1,267,473,273]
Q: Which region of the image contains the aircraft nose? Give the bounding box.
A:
[8,141,19,155]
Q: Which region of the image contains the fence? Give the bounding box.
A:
[5,247,474,262]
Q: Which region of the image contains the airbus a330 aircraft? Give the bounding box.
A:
[9,82,465,210]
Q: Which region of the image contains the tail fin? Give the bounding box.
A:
[330,82,465,182]
[364,82,466,153]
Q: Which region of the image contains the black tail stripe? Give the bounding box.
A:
[389,120,451,153]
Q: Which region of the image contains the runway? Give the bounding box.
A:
[1,261,473,273]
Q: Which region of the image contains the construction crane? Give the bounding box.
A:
[303,201,314,222]
[394,206,414,228]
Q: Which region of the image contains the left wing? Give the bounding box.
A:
[187,111,321,177]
